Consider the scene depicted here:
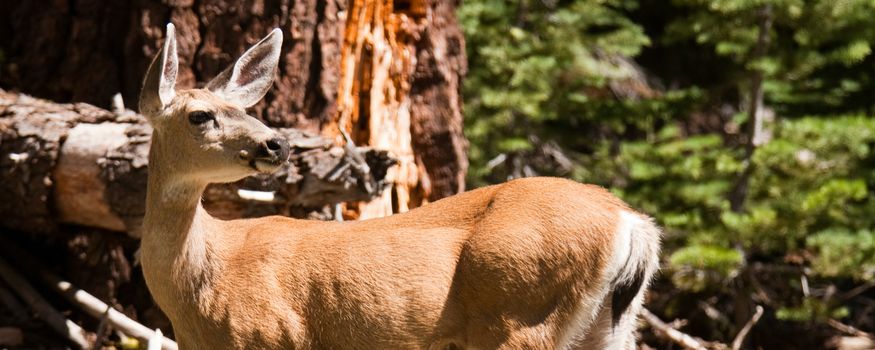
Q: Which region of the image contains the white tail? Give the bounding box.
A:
[138,23,661,350]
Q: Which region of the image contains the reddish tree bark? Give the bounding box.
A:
[408,0,468,201]
[0,0,468,213]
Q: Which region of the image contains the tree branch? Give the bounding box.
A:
[731,305,764,350]
[640,308,720,350]
[0,256,90,349]
[0,235,177,350]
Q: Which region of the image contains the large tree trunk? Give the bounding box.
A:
[0,0,468,217]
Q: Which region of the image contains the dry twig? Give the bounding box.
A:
[0,256,89,349]
[731,305,764,350]
[148,328,165,350]
[828,319,875,340]
[828,320,875,350]
[0,236,177,350]
[46,273,178,350]
[0,281,28,320]
[640,308,714,350]
[91,306,112,350]
[841,280,875,301]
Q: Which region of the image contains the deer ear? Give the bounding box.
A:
[206,28,282,108]
[139,23,179,117]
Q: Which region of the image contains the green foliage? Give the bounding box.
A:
[583,113,875,327]
[668,245,743,292]
[743,117,875,254]
[776,297,850,322]
[460,0,875,341]
[610,115,875,273]
[665,0,875,114]
[807,230,875,280]
[460,0,658,186]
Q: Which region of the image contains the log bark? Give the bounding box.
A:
[0,0,469,214]
[0,89,394,234]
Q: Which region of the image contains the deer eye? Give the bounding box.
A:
[188,111,215,125]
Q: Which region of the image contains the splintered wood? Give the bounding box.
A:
[335,0,429,219]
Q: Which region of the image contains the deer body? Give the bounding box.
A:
[139,24,660,350]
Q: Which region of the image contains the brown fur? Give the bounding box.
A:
[143,164,641,349]
[139,26,660,349]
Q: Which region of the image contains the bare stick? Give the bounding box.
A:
[0,280,29,320]
[148,328,164,350]
[0,256,90,349]
[50,278,178,350]
[640,308,712,350]
[91,306,112,350]
[0,236,177,350]
[731,305,764,350]
[829,319,875,350]
[828,319,875,340]
[840,280,875,301]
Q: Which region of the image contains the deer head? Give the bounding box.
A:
[139,23,289,184]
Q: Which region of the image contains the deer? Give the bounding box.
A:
[138,23,661,350]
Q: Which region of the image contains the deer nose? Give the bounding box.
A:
[257,137,290,162]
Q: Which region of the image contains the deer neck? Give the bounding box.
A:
[141,134,223,306]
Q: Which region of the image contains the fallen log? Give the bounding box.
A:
[0,89,394,235]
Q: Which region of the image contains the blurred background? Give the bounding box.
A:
[1,0,874,349]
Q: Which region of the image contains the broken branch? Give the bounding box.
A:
[641,308,714,350]
[0,256,90,349]
[0,235,177,350]
[731,305,764,350]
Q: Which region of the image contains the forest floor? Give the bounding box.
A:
[0,230,871,350]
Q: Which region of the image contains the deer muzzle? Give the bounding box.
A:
[249,136,290,173]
